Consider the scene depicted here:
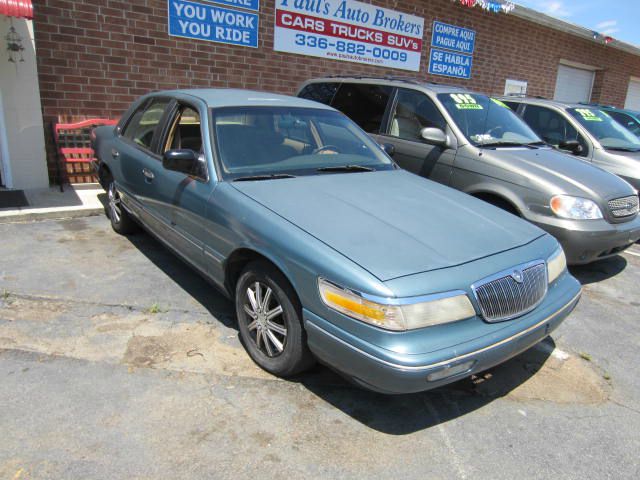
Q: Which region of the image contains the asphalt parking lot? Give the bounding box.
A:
[1,215,639,479]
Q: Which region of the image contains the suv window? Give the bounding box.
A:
[502,101,521,111]
[122,98,171,150]
[331,83,392,134]
[298,83,339,106]
[607,111,640,137]
[522,105,587,155]
[389,89,447,141]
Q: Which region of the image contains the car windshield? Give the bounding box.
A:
[605,110,640,139]
[437,93,542,147]
[568,108,640,151]
[212,107,393,179]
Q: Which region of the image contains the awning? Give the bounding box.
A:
[0,0,33,20]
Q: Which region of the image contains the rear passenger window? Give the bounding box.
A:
[122,98,171,150]
[522,105,587,156]
[331,83,392,133]
[389,89,447,141]
[298,83,339,106]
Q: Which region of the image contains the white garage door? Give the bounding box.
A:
[554,64,595,103]
[624,78,640,110]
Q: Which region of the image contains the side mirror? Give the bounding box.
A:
[420,127,448,147]
[559,140,583,155]
[381,143,395,157]
[162,149,198,175]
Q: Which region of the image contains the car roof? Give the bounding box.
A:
[499,97,606,110]
[150,88,333,110]
[302,76,471,95]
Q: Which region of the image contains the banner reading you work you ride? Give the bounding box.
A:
[274,0,424,71]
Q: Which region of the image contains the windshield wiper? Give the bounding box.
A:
[316,165,374,173]
[233,174,296,182]
[605,146,640,152]
[479,141,537,149]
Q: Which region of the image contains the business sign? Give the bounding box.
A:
[273,0,424,72]
[428,48,473,79]
[431,21,475,54]
[199,0,259,12]
[168,0,259,48]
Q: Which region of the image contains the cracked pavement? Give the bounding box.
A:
[1,216,639,479]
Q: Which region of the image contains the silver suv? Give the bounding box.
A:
[298,76,640,264]
[500,97,640,192]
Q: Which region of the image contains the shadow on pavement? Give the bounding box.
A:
[298,337,555,435]
[569,255,627,285]
[124,230,236,328]
[124,228,555,434]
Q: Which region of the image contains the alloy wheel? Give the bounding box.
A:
[108,182,122,224]
[243,281,287,357]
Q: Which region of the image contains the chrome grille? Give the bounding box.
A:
[608,195,639,218]
[472,262,547,322]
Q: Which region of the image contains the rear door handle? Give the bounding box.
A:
[111,148,119,158]
[142,168,155,181]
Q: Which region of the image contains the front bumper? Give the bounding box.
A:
[304,274,581,394]
[533,215,640,264]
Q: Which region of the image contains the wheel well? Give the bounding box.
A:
[225,249,289,297]
[98,164,112,189]
[471,192,521,216]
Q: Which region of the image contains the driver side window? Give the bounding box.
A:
[122,98,171,151]
[389,89,447,141]
[163,105,207,179]
[522,105,588,156]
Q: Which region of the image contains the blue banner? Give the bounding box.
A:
[431,21,475,55]
[168,0,259,48]
[428,48,473,79]
[200,0,259,13]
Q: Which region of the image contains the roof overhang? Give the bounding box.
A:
[512,3,640,58]
[0,0,33,20]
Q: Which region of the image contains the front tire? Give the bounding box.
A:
[106,178,138,235]
[235,261,314,377]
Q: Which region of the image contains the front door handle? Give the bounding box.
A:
[111,148,119,158]
[142,168,155,181]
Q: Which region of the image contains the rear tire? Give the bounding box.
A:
[106,177,138,235]
[235,260,315,377]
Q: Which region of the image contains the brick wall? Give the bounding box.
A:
[32,0,640,183]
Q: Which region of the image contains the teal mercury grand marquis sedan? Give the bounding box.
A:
[92,89,581,394]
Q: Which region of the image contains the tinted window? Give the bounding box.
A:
[298,83,339,106]
[438,93,541,146]
[212,107,393,179]
[502,101,520,111]
[568,108,640,151]
[123,98,171,150]
[389,89,446,141]
[521,105,588,155]
[331,83,392,133]
[607,111,640,138]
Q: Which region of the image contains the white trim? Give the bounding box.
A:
[0,90,13,188]
[558,59,600,71]
[512,5,640,58]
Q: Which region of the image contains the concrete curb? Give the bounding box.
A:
[0,207,104,224]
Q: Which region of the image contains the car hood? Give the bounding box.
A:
[232,170,544,281]
[483,146,635,199]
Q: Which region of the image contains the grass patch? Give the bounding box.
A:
[147,303,165,314]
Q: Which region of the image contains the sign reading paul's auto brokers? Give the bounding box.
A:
[168,0,259,48]
[274,0,424,71]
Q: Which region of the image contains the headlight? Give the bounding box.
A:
[547,247,566,284]
[318,278,476,331]
[550,195,603,219]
